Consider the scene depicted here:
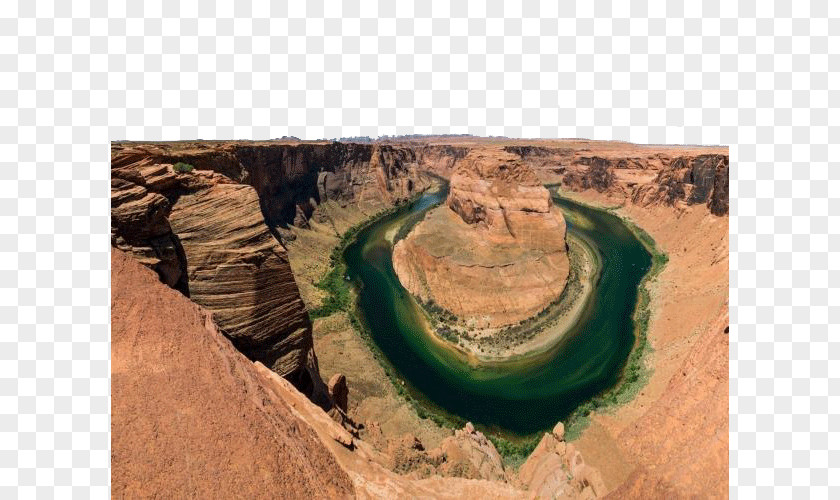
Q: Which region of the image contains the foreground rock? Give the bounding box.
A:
[435,422,508,481]
[607,306,729,498]
[167,180,328,400]
[111,249,354,498]
[394,151,570,328]
[519,422,607,499]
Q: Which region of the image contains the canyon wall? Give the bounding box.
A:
[504,142,729,215]
[631,154,730,215]
[110,141,441,403]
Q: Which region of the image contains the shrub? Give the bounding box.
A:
[173,162,194,173]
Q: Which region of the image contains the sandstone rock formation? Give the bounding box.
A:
[110,140,446,405]
[394,151,570,328]
[111,158,189,294]
[435,422,508,482]
[110,152,328,404]
[631,154,730,215]
[111,249,354,498]
[504,141,729,216]
[352,420,605,497]
[112,138,728,499]
[328,373,349,413]
[166,180,328,401]
[122,141,436,230]
[519,422,607,499]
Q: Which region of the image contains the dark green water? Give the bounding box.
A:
[344,186,652,437]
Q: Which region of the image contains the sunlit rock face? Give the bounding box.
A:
[394,150,569,329]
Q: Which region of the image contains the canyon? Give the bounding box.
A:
[111,137,728,498]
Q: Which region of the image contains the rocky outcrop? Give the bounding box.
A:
[110,160,190,294]
[111,148,329,403]
[166,180,329,403]
[562,156,617,193]
[393,151,570,328]
[328,374,349,413]
[519,422,607,499]
[435,422,508,482]
[111,248,354,498]
[503,142,729,215]
[631,155,730,215]
[126,141,435,230]
[416,144,470,177]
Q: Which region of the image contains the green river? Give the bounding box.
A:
[343,185,652,437]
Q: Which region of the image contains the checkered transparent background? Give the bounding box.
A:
[1,0,837,497]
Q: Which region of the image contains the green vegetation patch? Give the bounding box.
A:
[488,434,543,468]
[172,161,195,173]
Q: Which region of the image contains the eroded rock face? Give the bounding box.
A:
[110,145,331,403]
[111,249,354,498]
[631,155,730,215]
[328,374,348,413]
[519,425,608,499]
[152,142,434,230]
[110,141,444,404]
[563,156,618,192]
[393,151,570,328]
[608,306,729,498]
[166,181,329,402]
[110,158,190,294]
[113,248,526,499]
[435,422,508,482]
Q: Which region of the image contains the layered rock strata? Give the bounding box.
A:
[504,142,729,215]
[112,138,729,498]
[631,154,730,215]
[110,141,451,403]
[111,249,354,498]
[166,181,327,399]
[394,151,570,328]
[110,156,328,403]
[113,141,436,234]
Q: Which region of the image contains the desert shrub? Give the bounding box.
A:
[173,162,194,173]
